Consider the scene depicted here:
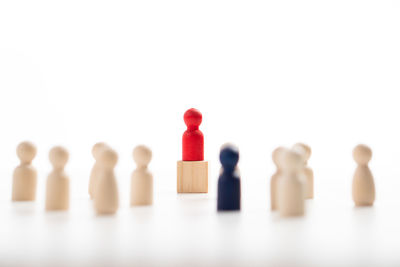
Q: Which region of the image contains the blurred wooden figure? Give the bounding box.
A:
[270,147,286,211]
[131,145,153,206]
[12,141,37,201]
[89,142,108,199]
[217,144,241,211]
[278,150,305,217]
[352,144,375,206]
[94,148,119,215]
[46,146,70,211]
[292,143,314,199]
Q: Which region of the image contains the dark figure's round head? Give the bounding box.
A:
[184,108,202,127]
[220,144,239,171]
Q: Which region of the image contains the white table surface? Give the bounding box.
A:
[1,164,399,267]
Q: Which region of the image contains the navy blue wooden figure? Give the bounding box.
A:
[217,144,240,211]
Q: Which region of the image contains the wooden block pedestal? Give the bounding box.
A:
[177,161,208,193]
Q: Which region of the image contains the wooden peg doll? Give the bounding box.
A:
[352,144,375,206]
[131,145,153,206]
[45,146,69,211]
[278,150,305,217]
[270,147,286,211]
[94,148,119,215]
[89,142,109,199]
[12,141,37,201]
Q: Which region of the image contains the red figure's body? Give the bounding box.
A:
[182,108,204,161]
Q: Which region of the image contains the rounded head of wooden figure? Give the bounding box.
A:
[133,145,152,167]
[281,150,303,172]
[292,145,308,165]
[49,146,69,170]
[293,143,311,162]
[353,144,372,165]
[184,108,202,129]
[220,144,239,173]
[272,147,286,168]
[99,148,118,169]
[17,141,37,164]
[92,142,107,160]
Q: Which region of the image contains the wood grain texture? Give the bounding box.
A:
[177,161,208,193]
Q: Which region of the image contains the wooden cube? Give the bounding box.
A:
[177,161,208,193]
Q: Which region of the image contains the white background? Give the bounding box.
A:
[0,0,400,266]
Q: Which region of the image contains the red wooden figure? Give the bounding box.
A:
[182,108,204,161]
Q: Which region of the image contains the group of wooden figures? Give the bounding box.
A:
[175,108,376,215]
[218,143,375,216]
[10,108,376,216]
[11,141,153,214]
[269,143,313,216]
[12,143,71,210]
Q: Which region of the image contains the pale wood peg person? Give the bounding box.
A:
[270,147,286,211]
[89,142,109,199]
[45,146,70,211]
[278,149,305,217]
[12,141,38,201]
[94,148,119,215]
[131,145,153,206]
[292,143,314,199]
[352,144,375,206]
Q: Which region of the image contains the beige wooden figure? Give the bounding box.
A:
[292,143,314,199]
[89,142,108,199]
[352,144,375,206]
[131,145,153,206]
[270,147,286,211]
[12,141,37,201]
[94,148,119,215]
[278,149,305,217]
[45,146,70,211]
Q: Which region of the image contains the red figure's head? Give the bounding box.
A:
[184,108,202,129]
